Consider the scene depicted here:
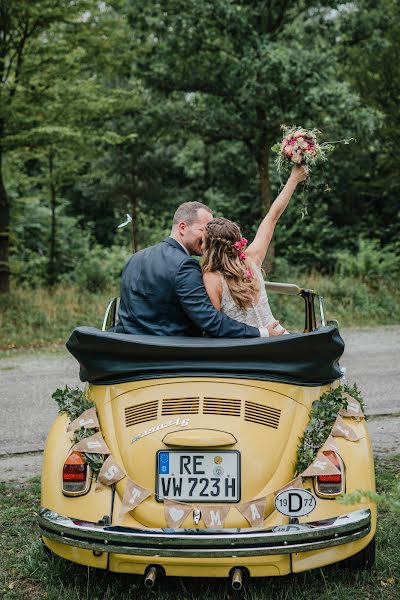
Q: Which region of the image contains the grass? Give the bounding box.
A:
[0,458,399,600]
[0,275,400,350]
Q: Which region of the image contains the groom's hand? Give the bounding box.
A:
[266,320,285,336]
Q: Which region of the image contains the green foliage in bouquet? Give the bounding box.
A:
[296,383,366,474]
[52,385,105,474]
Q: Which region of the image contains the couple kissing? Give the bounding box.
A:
[115,166,308,339]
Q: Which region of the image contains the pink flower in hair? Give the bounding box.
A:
[240,237,248,247]
[233,241,242,251]
[239,251,246,261]
[245,268,253,280]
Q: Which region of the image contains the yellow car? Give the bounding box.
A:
[39,282,376,589]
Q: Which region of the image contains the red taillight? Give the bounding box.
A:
[316,451,344,496]
[62,452,89,494]
[318,474,342,483]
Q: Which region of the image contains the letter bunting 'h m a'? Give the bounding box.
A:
[201,505,230,528]
[237,496,268,528]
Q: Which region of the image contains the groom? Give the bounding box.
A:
[115,202,281,338]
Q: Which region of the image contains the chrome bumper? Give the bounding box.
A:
[38,508,371,558]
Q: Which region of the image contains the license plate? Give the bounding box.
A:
[156,450,240,502]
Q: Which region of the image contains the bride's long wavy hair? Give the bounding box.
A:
[202,218,259,310]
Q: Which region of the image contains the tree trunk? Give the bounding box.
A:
[131,195,138,253]
[0,141,10,294]
[48,150,57,286]
[256,134,275,268]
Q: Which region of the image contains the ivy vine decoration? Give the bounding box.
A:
[52,385,106,474]
[296,383,366,474]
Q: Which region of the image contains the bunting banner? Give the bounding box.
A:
[274,475,304,496]
[67,407,100,432]
[301,451,341,477]
[338,395,364,419]
[201,505,230,528]
[71,431,110,455]
[320,435,341,453]
[237,496,268,528]
[95,455,126,491]
[164,499,193,528]
[331,415,360,441]
[120,478,152,516]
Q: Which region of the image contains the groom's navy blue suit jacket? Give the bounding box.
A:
[115,237,260,338]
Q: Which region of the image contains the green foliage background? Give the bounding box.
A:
[0,0,399,332]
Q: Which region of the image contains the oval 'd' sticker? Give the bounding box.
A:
[274,488,316,517]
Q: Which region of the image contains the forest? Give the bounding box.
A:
[0,0,399,347]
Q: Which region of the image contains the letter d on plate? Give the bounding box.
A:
[274,488,316,517]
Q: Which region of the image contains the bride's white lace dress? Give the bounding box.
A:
[219,264,276,328]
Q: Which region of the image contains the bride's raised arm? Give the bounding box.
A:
[246,165,308,267]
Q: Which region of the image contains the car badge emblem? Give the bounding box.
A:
[130,417,190,443]
[193,509,201,525]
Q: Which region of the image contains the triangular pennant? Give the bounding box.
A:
[119,478,151,515]
[301,451,341,477]
[95,455,126,491]
[71,431,110,455]
[164,499,192,528]
[320,435,340,453]
[331,416,360,441]
[201,505,230,528]
[67,407,100,432]
[339,395,364,419]
[274,476,304,496]
[236,496,267,528]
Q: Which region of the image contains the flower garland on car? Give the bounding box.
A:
[295,383,367,474]
[52,386,106,474]
[271,125,355,217]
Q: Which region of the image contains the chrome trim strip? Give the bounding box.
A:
[39,508,371,558]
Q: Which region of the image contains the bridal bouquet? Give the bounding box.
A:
[271,125,355,216]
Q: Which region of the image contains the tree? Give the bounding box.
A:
[125,0,367,260]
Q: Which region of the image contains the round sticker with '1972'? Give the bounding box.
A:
[274,488,316,517]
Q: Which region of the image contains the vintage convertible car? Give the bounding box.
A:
[39,282,376,588]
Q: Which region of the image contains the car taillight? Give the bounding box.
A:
[62,452,90,495]
[315,451,344,497]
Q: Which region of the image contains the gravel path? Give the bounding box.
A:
[1,327,399,482]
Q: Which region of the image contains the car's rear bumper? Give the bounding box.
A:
[38,508,371,558]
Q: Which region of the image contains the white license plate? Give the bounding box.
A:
[156,450,240,502]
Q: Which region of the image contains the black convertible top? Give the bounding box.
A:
[66,326,344,387]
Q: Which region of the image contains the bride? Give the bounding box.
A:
[202,165,308,336]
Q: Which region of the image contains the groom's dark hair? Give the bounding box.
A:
[172,201,212,227]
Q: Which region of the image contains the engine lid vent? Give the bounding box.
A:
[161,397,200,416]
[245,401,281,429]
[125,400,158,428]
[203,397,241,416]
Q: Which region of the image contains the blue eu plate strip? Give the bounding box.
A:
[158,451,170,475]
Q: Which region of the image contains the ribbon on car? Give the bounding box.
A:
[71,431,110,455]
[163,499,192,528]
[95,455,126,491]
[236,496,268,528]
[201,505,230,528]
[67,407,100,432]
[331,415,360,441]
[120,478,152,516]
